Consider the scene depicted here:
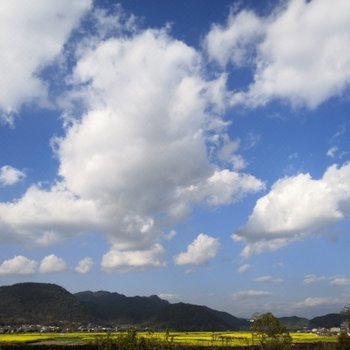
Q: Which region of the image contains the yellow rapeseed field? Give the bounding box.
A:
[0,331,336,346]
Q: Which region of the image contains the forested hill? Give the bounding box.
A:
[0,283,89,325]
[0,282,344,330]
[75,290,250,330]
[0,282,248,330]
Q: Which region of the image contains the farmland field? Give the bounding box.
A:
[0,331,337,347]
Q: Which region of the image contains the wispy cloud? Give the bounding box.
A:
[329,276,350,286]
[238,263,250,273]
[254,275,283,284]
[327,146,338,159]
[232,290,271,301]
[304,274,327,284]
[296,297,342,308]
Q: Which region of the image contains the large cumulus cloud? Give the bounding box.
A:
[233,163,350,257]
[0,21,263,270]
[0,0,91,123]
[205,0,350,109]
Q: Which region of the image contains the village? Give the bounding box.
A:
[0,322,349,336]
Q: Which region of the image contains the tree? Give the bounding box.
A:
[341,305,350,322]
[337,332,350,350]
[337,305,350,350]
[251,313,292,350]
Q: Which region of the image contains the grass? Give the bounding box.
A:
[0,331,337,347]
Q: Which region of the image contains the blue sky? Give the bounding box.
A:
[0,0,350,319]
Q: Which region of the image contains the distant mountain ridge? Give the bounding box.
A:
[278,316,310,330]
[0,283,249,330]
[279,314,346,330]
[75,290,250,330]
[309,313,346,329]
[0,282,345,331]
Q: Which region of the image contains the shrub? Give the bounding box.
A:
[337,332,350,350]
[95,329,178,350]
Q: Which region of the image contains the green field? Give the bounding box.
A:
[0,331,337,347]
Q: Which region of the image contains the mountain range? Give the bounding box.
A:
[0,283,345,330]
[0,283,248,330]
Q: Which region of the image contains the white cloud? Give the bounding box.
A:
[232,290,271,300]
[89,6,137,40]
[254,275,283,284]
[61,28,263,225]
[39,254,68,273]
[332,122,349,141]
[204,9,263,67]
[0,184,98,246]
[101,244,165,271]
[329,276,350,286]
[304,274,326,284]
[233,163,350,257]
[174,233,220,266]
[0,0,91,121]
[60,30,263,241]
[296,297,342,308]
[0,165,25,186]
[0,23,263,270]
[164,230,176,241]
[0,255,37,275]
[303,274,350,286]
[327,146,338,159]
[207,0,350,109]
[175,169,264,210]
[238,263,250,273]
[75,257,93,274]
[217,138,247,171]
